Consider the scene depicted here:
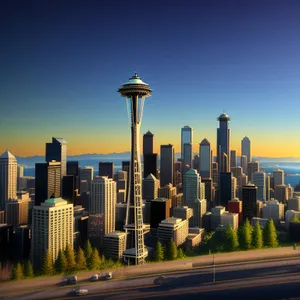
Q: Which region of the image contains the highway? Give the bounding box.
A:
[4,257,300,300]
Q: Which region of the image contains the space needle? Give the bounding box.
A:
[118,73,152,265]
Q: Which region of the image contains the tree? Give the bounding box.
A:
[177,248,185,259]
[84,240,93,260]
[166,240,178,260]
[11,262,24,280]
[225,224,239,251]
[76,247,87,270]
[238,219,252,250]
[23,260,34,278]
[264,219,278,248]
[252,221,263,249]
[55,249,68,274]
[65,244,76,273]
[153,242,164,262]
[87,247,101,270]
[41,249,54,276]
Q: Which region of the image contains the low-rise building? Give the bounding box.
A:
[102,231,126,260]
[261,199,284,223]
[251,217,268,228]
[287,197,300,211]
[157,217,188,246]
[185,228,205,249]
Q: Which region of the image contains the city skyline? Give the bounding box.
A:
[1,1,300,157]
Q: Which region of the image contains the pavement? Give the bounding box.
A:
[1,246,299,299]
[4,256,300,300]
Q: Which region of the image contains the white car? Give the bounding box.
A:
[74,288,88,296]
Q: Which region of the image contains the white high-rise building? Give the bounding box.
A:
[183,169,200,207]
[31,198,73,268]
[181,126,193,160]
[252,171,266,202]
[199,138,211,179]
[90,176,116,237]
[0,151,17,210]
[241,136,251,163]
[273,169,284,187]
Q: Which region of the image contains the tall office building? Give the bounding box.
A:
[62,175,77,204]
[122,161,130,173]
[67,161,80,190]
[142,174,159,201]
[183,169,200,207]
[46,137,67,178]
[183,143,192,171]
[143,131,154,154]
[79,166,94,193]
[90,177,116,237]
[115,170,128,193]
[199,138,211,179]
[158,184,177,203]
[143,153,158,179]
[217,113,231,173]
[265,175,271,201]
[181,126,193,160]
[230,150,237,168]
[231,166,243,178]
[273,169,284,187]
[242,184,258,221]
[212,162,219,187]
[241,136,251,163]
[219,172,232,208]
[99,162,114,179]
[118,73,151,265]
[35,161,61,206]
[150,198,171,232]
[247,161,260,182]
[160,144,174,187]
[0,151,17,210]
[17,164,24,190]
[6,198,29,226]
[275,184,288,204]
[192,199,207,228]
[240,155,248,175]
[232,176,237,199]
[31,198,73,268]
[193,154,200,171]
[252,172,266,202]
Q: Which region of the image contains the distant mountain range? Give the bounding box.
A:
[15,152,300,168]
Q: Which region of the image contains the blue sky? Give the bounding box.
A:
[0,0,300,156]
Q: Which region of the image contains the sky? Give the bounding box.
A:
[0,0,300,157]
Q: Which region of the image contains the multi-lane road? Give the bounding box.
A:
[4,257,300,300]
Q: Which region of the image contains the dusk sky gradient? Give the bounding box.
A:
[1,0,300,157]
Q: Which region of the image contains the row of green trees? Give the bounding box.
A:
[224,219,278,252]
[153,241,185,262]
[11,260,34,280]
[11,241,121,280]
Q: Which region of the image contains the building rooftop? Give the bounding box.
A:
[144,131,153,136]
[152,198,168,203]
[217,112,231,121]
[200,138,210,146]
[104,231,127,238]
[0,150,17,161]
[161,217,182,224]
[145,173,157,181]
[42,197,68,207]
[53,137,67,144]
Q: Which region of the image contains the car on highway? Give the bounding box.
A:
[154,276,165,285]
[63,275,77,285]
[90,274,99,281]
[73,288,88,296]
[104,272,112,280]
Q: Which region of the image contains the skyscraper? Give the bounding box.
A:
[252,172,266,202]
[242,184,258,221]
[142,174,159,201]
[35,161,61,206]
[90,176,116,237]
[199,138,211,179]
[143,131,153,155]
[79,166,94,193]
[31,198,73,268]
[99,162,114,178]
[183,169,200,207]
[67,161,80,190]
[183,143,192,171]
[247,161,260,182]
[45,137,67,178]
[181,126,193,160]
[0,151,17,210]
[217,113,231,172]
[240,155,248,175]
[219,172,232,208]
[241,136,251,163]
[160,144,174,187]
[230,150,237,168]
[118,73,152,265]
[273,169,284,187]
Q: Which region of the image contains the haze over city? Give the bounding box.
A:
[1,0,300,157]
